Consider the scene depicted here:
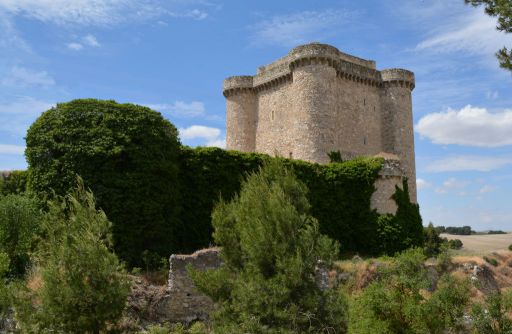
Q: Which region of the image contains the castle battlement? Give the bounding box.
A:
[224,43,417,212]
[223,43,415,98]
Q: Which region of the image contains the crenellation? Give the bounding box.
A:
[224,42,417,212]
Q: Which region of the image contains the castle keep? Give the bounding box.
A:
[223,43,417,206]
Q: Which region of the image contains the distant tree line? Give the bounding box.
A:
[434,225,474,235]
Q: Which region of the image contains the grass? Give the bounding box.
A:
[441,233,512,256]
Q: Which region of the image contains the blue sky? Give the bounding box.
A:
[0,0,511,231]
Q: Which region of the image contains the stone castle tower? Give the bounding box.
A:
[223,43,416,203]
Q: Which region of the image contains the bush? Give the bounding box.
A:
[190,160,348,333]
[349,248,470,334]
[484,256,499,267]
[15,178,130,333]
[471,290,512,333]
[447,239,463,250]
[0,194,41,277]
[509,244,512,251]
[424,222,444,257]
[25,99,181,266]
[0,252,10,314]
[0,170,28,196]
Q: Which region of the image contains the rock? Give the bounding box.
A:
[472,265,500,295]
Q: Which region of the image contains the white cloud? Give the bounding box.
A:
[67,42,84,50]
[426,155,512,172]
[148,101,206,118]
[416,178,431,190]
[179,125,225,148]
[83,34,100,47]
[2,66,55,87]
[250,10,353,47]
[415,105,512,147]
[416,10,512,57]
[205,138,225,148]
[180,125,220,140]
[443,178,469,189]
[0,144,24,155]
[479,185,496,194]
[0,97,54,135]
[67,35,100,50]
[0,0,209,26]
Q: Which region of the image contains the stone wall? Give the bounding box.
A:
[224,42,417,207]
[164,248,222,323]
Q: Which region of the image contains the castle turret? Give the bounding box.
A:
[288,45,339,163]
[223,76,257,152]
[380,69,417,202]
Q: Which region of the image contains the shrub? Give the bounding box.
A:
[509,244,512,251]
[15,178,130,333]
[484,256,499,267]
[190,160,348,333]
[447,239,463,250]
[349,248,470,334]
[0,170,28,196]
[0,252,10,314]
[423,222,444,257]
[0,194,41,277]
[471,290,512,333]
[25,99,181,266]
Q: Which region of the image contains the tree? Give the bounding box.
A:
[349,248,471,334]
[465,0,512,71]
[0,170,28,196]
[0,194,41,277]
[25,99,181,266]
[191,160,348,333]
[15,179,130,333]
[424,222,444,257]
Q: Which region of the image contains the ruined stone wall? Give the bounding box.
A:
[370,157,404,214]
[224,43,417,206]
[164,248,222,323]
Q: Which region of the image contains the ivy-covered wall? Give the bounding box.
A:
[178,147,395,256]
[7,147,422,259]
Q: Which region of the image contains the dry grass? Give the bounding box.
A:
[442,233,512,256]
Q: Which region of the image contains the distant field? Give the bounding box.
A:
[441,233,512,255]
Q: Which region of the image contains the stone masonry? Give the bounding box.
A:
[224,43,417,213]
[165,248,222,323]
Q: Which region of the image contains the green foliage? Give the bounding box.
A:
[0,194,41,277]
[465,0,512,71]
[424,222,444,257]
[179,147,392,256]
[509,244,512,251]
[15,178,130,333]
[142,323,208,334]
[25,99,181,266]
[0,170,28,196]
[392,180,424,249]
[471,290,512,333]
[349,248,471,334]
[328,150,343,163]
[444,226,473,235]
[0,252,10,314]
[487,230,506,234]
[447,239,463,250]
[376,181,424,255]
[484,256,499,267]
[191,160,348,333]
